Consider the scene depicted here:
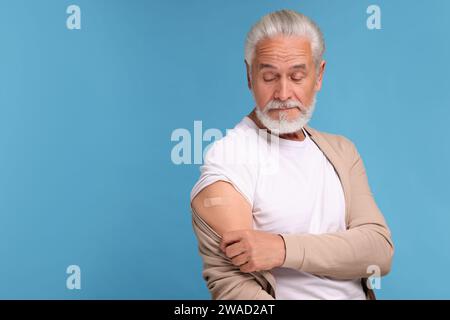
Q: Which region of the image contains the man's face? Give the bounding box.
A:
[246,35,325,130]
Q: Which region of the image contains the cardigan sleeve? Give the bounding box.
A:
[191,205,276,300]
[279,138,394,279]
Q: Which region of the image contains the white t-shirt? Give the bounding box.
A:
[190,116,366,300]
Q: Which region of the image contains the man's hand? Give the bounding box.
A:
[220,230,286,273]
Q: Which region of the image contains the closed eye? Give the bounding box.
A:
[291,72,304,82]
[262,72,277,82]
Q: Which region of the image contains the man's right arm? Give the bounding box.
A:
[191,181,253,237]
[191,180,275,300]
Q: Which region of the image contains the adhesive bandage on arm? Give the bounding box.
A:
[203,197,231,208]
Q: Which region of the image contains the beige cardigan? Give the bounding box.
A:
[190,124,394,300]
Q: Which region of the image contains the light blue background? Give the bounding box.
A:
[0,0,449,299]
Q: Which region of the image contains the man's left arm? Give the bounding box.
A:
[278,139,394,279]
[222,139,394,279]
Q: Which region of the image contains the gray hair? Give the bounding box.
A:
[244,9,325,71]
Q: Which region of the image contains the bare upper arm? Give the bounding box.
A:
[191,181,253,236]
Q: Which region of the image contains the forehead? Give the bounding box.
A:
[254,35,313,66]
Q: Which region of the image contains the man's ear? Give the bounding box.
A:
[245,60,252,90]
[314,60,326,92]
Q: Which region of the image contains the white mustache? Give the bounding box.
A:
[265,99,307,114]
[255,95,316,135]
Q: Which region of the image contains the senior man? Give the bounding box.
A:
[190,9,394,300]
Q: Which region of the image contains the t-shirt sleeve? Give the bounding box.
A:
[190,136,257,207]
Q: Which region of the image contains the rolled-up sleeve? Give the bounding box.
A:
[191,206,276,299]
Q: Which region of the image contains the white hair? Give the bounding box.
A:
[244,9,325,70]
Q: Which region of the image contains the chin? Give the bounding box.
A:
[269,108,301,121]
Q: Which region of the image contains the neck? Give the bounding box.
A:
[247,109,306,141]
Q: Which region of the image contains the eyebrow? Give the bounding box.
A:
[258,63,307,71]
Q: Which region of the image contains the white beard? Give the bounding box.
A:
[254,95,316,135]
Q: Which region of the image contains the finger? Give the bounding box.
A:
[220,231,244,252]
[231,253,249,267]
[225,241,246,258]
[240,261,255,273]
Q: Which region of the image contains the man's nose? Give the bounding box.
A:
[274,77,292,101]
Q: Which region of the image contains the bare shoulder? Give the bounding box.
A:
[191,181,253,236]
